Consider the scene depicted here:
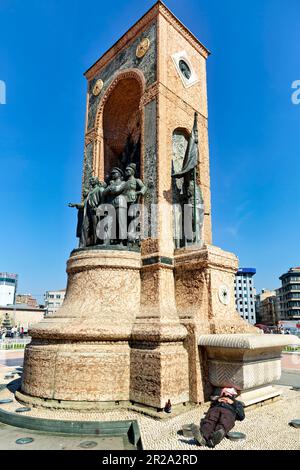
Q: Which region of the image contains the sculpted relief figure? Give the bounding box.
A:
[124,163,147,245]
[172,113,204,247]
[102,167,128,246]
[69,176,106,247]
[70,148,147,249]
[183,176,204,246]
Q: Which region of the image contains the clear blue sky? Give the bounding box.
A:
[0,0,299,303]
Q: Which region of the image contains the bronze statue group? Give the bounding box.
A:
[69,164,147,249]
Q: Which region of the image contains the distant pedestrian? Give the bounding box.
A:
[191,387,245,448]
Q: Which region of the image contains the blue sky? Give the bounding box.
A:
[0,0,299,303]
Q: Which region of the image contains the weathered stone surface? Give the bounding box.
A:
[143,98,157,233]
[198,333,300,392]
[130,342,189,408]
[21,250,141,402]
[87,22,157,131]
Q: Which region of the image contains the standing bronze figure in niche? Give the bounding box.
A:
[172,112,204,247]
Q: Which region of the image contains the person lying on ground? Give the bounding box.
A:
[191,387,245,448]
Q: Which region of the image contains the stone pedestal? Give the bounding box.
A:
[198,333,300,406]
[21,249,141,403]
[129,257,190,410]
[174,244,257,403]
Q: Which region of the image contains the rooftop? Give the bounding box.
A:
[280,267,300,280]
[237,268,256,275]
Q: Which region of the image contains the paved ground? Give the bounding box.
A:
[0,424,131,451]
[0,368,299,450]
[274,370,300,389]
[281,352,300,371]
[0,350,24,368]
[0,350,299,450]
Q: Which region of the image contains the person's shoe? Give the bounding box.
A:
[206,439,215,448]
[191,424,207,446]
[211,428,226,447]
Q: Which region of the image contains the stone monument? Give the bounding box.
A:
[18,1,299,413]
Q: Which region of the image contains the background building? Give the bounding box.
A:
[276,267,300,321]
[44,289,66,316]
[234,268,257,324]
[0,272,18,306]
[0,304,46,331]
[255,289,280,325]
[15,294,38,309]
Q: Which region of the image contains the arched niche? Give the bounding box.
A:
[103,77,142,178]
[172,127,190,202]
[172,128,190,248]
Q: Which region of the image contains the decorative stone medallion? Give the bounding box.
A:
[172,50,199,88]
[92,79,104,96]
[136,38,150,58]
[218,284,230,305]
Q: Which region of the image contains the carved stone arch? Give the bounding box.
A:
[93,69,146,179]
[95,68,146,132]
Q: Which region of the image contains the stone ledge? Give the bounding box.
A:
[239,385,282,407]
[198,334,300,350]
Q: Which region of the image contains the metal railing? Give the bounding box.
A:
[0,337,31,350]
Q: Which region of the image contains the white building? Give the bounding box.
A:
[0,273,18,306]
[44,289,66,316]
[234,268,257,325]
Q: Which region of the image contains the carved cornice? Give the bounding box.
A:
[84,129,98,146]
[84,2,210,81]
[174,244,238,273]
[140,83,159,107]
[85,7,159,80]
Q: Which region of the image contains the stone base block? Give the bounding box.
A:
[198,334,300,403]
[21,249,142,405]
[130,341,189,409]
[21,342,131,402]
[239,385,282,407]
